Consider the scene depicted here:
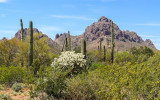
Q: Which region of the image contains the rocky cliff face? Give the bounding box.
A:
[55,16,156,51]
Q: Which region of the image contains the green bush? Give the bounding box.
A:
[11,83,22,92]
[0,66,33,85]
[130,46,154,57]
[0,94,12,100]
[66,72,103,99]
[30,66,66,99]
[89,61,106,71]
[0,84,5,90]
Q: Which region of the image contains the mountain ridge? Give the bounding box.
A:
[55,16,156,51]
[10,16,157,51]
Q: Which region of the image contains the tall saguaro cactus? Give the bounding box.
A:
[68,31,71,51]
[65,37,68,51]
[81,39,86,59]
[111,21,115,64]
[100,38,102,52]
[98,45,100,51]
[29,21,33,66]
[20,19,24,42]
[106,37,109,48]
[103,45,106,62]
[61,40,65,52]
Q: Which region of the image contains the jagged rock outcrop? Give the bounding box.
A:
[145,39,156,49]
[55,34,60,39]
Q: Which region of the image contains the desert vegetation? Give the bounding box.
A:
[0,19,159,100]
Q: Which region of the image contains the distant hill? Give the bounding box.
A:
[14,28,60,53]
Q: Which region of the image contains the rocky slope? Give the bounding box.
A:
[14,28,60,53]
[55,16,156,51]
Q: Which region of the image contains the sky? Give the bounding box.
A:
[0,0,160,49]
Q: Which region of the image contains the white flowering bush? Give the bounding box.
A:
[51,51,86,76]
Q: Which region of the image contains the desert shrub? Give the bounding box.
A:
[0,94,12,100]
[136,54,148,63]
[114,51,135,65]
[66,71,105,99]
[29,66,67,99]
[89,61,106,71]
[73,46,81,53]
[66,75,97,99]
[0,84,5,90]
[0,66,33,85]
[51,51,86,76]
[11,83,22,92]
[130,46,154,57]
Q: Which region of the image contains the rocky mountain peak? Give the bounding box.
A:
[98,16,112,23]
[15,28,40,40]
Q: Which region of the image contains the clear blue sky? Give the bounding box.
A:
[0,0,160,49]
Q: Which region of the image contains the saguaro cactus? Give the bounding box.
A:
[106,37,109,48]
[81,39,86,59]
[65,37,68,51]
[29,21,33,66]
[100,38,102,52]
[98,45,99,51]
[61,40,65,52]
[68,31,71,51]
[103,45,106,62]
[20,19,24,42]
[111,21,115,64]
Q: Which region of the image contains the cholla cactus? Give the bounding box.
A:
[51,51,86,75]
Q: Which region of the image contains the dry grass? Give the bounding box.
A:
[0,84,30,100]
